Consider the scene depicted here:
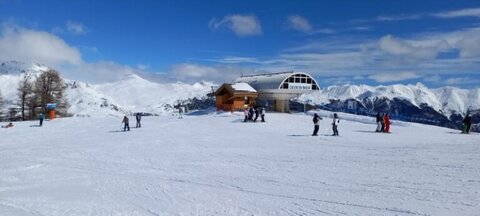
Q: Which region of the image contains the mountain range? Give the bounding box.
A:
[296,83,479,129]
[0,61,213,117]
[0,61,478,130]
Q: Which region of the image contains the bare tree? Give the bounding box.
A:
[33,69,68,117]
[17,73,34,120]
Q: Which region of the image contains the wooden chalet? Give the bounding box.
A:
[214,83,258,112]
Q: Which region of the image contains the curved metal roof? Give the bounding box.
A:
[234,71,319,90]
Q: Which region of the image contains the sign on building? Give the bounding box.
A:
[47,103,57,110]
[288,83,312,90]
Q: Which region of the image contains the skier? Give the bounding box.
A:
[380,113,386,132]
[243,107,249,122]
[135,112,142,128]
[178,107,184,119]
[1,122,13,128]
[122,116,130,131]
[260,107,266,122]
[253,107,259,122]
[248,105,255,121]
[384,112,391,133]
[375,112,382,132]
[463,114,472,134]
[332,113,339,136]
[38,112,44,127]
[312,113,322,136]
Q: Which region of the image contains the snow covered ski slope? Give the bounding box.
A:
[1,112,479,215]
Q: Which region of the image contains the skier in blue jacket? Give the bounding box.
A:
[38,113,44,127]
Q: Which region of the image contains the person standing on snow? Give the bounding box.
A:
[248,106,254,121]
[38,112,44,127]
[135,113,142,128]
[384,112,391,133]
[253,107,259,122]
[463,114,472,134]
[375,112,382,132]
[122,116,130,131]
[243,107,249,122]
[312,113,322,136]
[178,107,184,119]
[260,107,266,122]
[380,113,386,132]
[332,113,340,136]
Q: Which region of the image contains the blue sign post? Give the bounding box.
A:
[47,103,57,110]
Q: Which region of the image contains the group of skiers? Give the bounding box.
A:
[312,113,340,136]
[375,112,391,133]
[244,106,266,123]
[10,108,475,135]
[121,113,142,132]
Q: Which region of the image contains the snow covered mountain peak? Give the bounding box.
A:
[0,61,215,117]
[0,60,50,76]
[299,83,479,118]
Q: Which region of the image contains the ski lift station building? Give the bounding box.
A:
[232,71,320,112]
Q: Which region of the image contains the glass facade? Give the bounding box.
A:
[279,74,319,90]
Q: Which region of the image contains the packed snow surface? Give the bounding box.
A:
[1,111,479,215]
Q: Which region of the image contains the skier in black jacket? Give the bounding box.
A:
[375,112,382,132]
[312,113,322,136]
[122,116,130,131]
[135,113,142,128]
[463,114,472,134]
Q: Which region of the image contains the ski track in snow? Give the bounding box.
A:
[0,112,479,215]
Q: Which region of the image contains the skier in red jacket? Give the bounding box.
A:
[384,112,391,133]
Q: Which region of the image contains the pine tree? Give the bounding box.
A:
[17,73,34,121]
[33,69,69,117]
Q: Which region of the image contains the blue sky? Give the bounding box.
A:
[0,0,479,88]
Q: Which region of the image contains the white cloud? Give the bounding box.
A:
[136,64,149,70]
[376,14,423,22]
[368,72,421,83]
[60,61,139,84]
[216,56,259,64]
[312,28,335,34]
[423,75,442,83]
[351,26,371,31]
[66,20,87,35]
[209,14,262,37]
[407,27,480,58]
[355,7,480,25]
[433,8,480,18]
[285,15,312,33]
[171,63,255,83]
[456,33,480,58]
[0,24,82,66]
[379,35,449,60]
[445,76,480,86]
